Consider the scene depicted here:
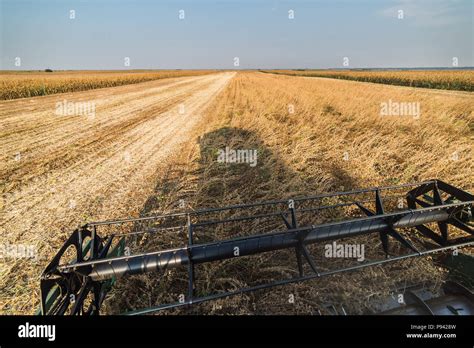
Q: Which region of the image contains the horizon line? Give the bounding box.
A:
[2,66,474,72]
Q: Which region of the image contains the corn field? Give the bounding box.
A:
[263,69,474,92]
[0,70,215,100]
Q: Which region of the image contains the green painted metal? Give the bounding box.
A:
[36,237,125,315]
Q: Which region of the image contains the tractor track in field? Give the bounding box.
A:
[0,72,235,313]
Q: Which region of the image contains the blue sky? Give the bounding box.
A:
[1,0,472,70]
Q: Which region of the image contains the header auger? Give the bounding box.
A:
[39,179,473,315]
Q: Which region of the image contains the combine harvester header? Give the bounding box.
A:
[39,179,473,315]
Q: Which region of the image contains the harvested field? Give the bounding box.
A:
[0,72,235,313]
[0,71,472,314]
[0,70,215,100]
[107,72,473,314]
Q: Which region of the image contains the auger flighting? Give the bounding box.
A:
[40,179,473,315]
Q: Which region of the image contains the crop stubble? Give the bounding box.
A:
[0,71,472,314]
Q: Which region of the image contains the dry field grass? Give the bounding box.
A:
[108,72,473,314]
[0,71,472,314]
[0,70,215,100]
[264,69,474,91]
[0,72,235,313]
